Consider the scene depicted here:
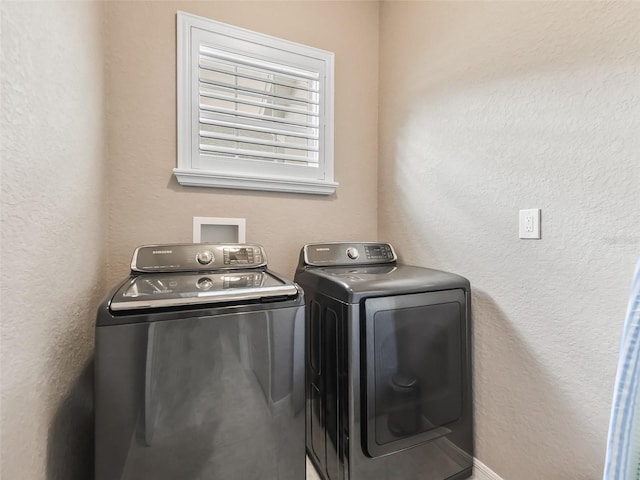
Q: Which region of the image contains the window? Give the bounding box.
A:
[175,12,337,195]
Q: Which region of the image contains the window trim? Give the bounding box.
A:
[175,11,338,195]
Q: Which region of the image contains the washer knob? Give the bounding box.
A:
[346,247,359,260]
[196,250,214,265]
[197,277,214,290]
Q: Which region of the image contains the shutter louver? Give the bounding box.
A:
[198,45,321,168]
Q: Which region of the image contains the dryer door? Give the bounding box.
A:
[362,289,466,458]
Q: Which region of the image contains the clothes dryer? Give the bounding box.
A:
[295,242,473,480]
[95,243,305,480]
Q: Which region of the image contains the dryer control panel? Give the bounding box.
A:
[130,243,267,273]
[302,242,397,267]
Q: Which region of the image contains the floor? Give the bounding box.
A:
[306,457,480,480]
[306,456,321,480]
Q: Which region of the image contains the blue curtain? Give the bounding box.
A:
[604,255,640,480]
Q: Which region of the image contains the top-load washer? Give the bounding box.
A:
[95,243,305,480]
[295,242,473,480]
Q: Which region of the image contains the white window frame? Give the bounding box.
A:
[175,11,338,195]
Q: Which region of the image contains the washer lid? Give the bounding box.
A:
[109,270,299,312]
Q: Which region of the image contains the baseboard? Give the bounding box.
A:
[473,458,504,480]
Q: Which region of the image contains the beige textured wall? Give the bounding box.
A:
[379,1,640,479]
[4,2,637,479]
[105,1,379,284]
[0,2,106,479]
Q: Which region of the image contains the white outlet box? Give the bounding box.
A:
[519,209,541,239]
[193,217,246,243]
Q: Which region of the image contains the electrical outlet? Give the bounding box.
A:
[519,209,541,239]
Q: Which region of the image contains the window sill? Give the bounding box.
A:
[173,168,338,196]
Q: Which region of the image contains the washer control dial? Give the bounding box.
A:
[196,250,214,266]
[197,277,214,290]
[346,247,360,260]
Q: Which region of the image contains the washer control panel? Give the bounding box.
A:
[131,243,266,273]
[302,242,396,267]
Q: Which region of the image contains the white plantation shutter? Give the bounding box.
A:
[198,45,320,167]
[175,12,337,195]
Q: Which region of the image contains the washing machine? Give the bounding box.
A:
[95,243,305,480]
[295,242,473,480]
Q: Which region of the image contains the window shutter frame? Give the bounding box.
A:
[175,11,337,195]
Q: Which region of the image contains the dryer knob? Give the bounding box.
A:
[196,250,214,265]
[346,247,359,260]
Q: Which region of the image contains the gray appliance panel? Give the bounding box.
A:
[300,288,473,480]
[131,243,267,273]
[363,289,466,458]
[296,264,470,303]
[301,242,397,266]
[347,299,473,480]
[95,305,305,480]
